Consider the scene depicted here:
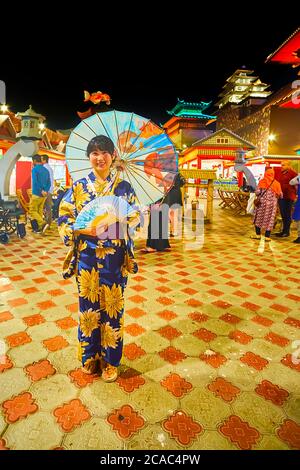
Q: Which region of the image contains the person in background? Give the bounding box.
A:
[41,154,54,228]
[251,167,282,241]
[275,161,298,238]
[29,154,51,233]
[289,174,300,244]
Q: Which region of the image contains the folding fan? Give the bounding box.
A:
[74,195,136,237]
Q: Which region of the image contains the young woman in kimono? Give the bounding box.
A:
[58,135,140,382]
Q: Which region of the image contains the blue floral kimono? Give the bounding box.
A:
[58,171,140,370]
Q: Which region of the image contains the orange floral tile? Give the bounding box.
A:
[2,392,38,423]
[32,277,47,284]
[220,415,260,450]
[156,296,175,306]
[124,323,145,337]
[54,399,91,432]
[227,281,241,288]
[66,302,78,313]
[159,346,187,365]
[128,294,147,304]
[68,368,99,388]
[25,359,56,382]
[264,332,289,347]
[208,289,224,297]
[55,316,77,330]
[184,299,202,308]
[6,331,31,348]
[158,325,181,340]
[10,275,25,281]
[21,287,39,295]
[284,317,300,329]
[47,288,65,297]
[117,368,145,392]
[36,300,56,310]
[126,307,146,319]
[200,351,227,369]
[107,404,144,439]
[188,312,208,323]
[0,355,13,373]
[241,301,261,312]
[193,328,217,342]
[229,330,253,345]
[43,336,69,352]
[286,293,300,302]
[240,352,268,371]
[42,269,57,275]
[157,309,177,321]
[155,286,172,294]
[277,419,300,449]
[281,354,300,372]
[202,280,217,287]
[130,284,147,292]
[133,275,146,282]
[252,315,273,327]
[0,311,13,323]
[8,297,28,308]
[0,438,9,450]
[212,300,232,309]
[182,288,198,295]
[123,343,146,360]
[250,282,265,289]
[259,292,277,300]
[220,313,241,325]
[255,380,289,406]
[163,411,202,446]
[208,377,240,402]
[270,303,291,314]
[161,373,193,398]
[23,314,45,327]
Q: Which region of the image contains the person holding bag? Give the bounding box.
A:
[251,167,282,241]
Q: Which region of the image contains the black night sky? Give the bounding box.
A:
[1,13,299,131]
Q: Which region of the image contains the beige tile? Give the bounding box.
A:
[27,322,63,342]
[283,394,300,423]
[9,341,48,368]
[30,374,78,410]
[79,381,128,418]
[64,418,123,450]
[48,346,80,374]
[181,388,231,428]
[189,430,237,450]
[127,423,181,450]
[0,368,31,401]
[131,382,178,423]
[232,392,286,434]
[3,411,63,450]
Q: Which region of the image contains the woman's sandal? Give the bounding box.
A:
[250,235,261,240]
[101,363,118,382]
[141,247,156,253]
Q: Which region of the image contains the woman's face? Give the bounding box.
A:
[89,148,113,173]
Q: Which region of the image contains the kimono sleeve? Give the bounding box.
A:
[57,187,77,246]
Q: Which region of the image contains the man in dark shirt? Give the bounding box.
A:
[29,154,51,232]
[276,161,298,237]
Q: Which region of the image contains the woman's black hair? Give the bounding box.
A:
[86,135,115,157]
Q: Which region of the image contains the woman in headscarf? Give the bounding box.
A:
[251,167,282,241]
[58,135,140,382]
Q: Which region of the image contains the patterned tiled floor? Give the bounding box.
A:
[0,204,300,450]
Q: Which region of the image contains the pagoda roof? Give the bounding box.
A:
[266,28,300,66]
[167,99,216,119]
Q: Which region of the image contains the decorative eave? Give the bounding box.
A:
[266,28,300,65]
[167,98,216,119]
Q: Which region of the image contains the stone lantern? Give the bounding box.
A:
[16,105,45,140]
